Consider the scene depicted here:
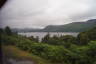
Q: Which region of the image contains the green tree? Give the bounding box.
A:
[35,36,39,42]
[28,36,39,42]
[77,27,96,45]
[87,27,96,41]
[60,35,77,44]
[5,26,12,35]
[42,33,50,43]
[0,28,4,34]
[77,32,90,45]
[28,36,35,41]
[86,41,96,62]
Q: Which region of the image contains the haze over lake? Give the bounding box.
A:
[18,32,79,41]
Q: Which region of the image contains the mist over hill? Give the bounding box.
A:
[12,19,96,32]
[42,19,96,32]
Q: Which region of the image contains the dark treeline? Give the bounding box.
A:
[1,26,96,64]
[41,27,96,46]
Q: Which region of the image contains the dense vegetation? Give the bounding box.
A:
[2,45,52,64]
[1,26,96,64]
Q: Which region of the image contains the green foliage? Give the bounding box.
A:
[41,34,77,49]
[1,26,96,64]
[60,35,76,43]
[87,41,96,60]
[28,36,39,42]
[86,27,96,40]
[0,28,4,34]
[42,33,50,43]
[77,27,96,45]
[3,45,52,64]
[77,32,90,45]
[35,36,39,42]
[5,26,12,35]
[59,35,77,48]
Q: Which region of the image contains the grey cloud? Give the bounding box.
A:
[0,0,96,28]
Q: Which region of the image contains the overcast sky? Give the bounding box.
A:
[0,0,96,28]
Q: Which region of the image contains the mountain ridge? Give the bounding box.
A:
[42,19,96,32]
[12,19,96,32]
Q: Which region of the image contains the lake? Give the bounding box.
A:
[18,32,79,41]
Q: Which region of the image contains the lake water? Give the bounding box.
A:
[18,32,79,41]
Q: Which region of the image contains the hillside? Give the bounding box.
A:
[43,19,96,32]
[12,28,42,32]
[12,19,96,32]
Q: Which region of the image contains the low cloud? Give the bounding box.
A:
[0,0,96,28]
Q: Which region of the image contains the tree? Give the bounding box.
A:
[42,33,50,43]
[5,26,12,35]
[77,27,96,45]
[28,36,35,41]
[35,36,39,42]
[87,41,96,59]
[60,35,77,44]
[77,32,90,45]
[87,27,96,41]
[52,35,59,40]
[0,28,4,34]
[28,36,39,42]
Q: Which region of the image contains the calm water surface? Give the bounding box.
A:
[18,32,79,41]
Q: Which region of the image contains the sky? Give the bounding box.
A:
[0,0,96,28]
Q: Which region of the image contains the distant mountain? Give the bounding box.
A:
[42,19,96,32]
[12,28,42,32]
[12,19,96,32]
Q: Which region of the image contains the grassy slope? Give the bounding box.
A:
[2,45,52,64]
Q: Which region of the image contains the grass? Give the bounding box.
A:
[2,45,52,64]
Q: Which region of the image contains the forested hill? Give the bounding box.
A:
[42,19,96,32]
[12,19,96,32]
